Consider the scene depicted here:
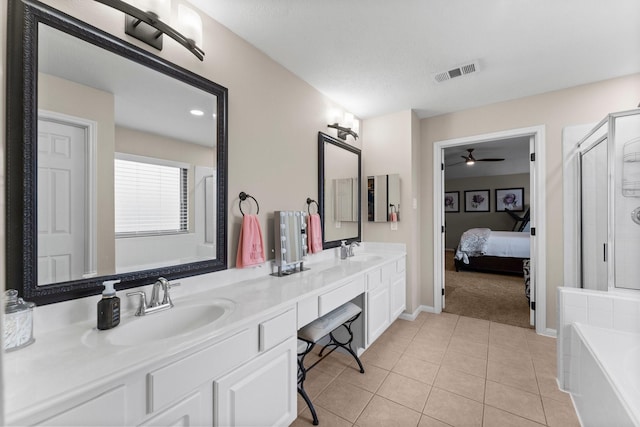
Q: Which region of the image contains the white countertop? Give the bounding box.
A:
[4,244,405,424]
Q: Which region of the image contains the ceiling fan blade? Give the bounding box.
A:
[460,156,468,160]
[446,161,466,167]
[476,158,505,162]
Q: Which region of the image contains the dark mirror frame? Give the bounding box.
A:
[317,132,361,249]
[5,0,228,305]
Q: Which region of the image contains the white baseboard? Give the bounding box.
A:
[541,327,557,338]
[399,305,438,322]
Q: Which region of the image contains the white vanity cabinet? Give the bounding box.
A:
[366,256,407,346]
[214,308,297,427]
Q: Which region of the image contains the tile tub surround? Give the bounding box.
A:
[570,323,640,426]
[293,313,579,427]
[4,243,405,424]
[557,287,640,389]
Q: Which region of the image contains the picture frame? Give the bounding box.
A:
[444,191,459,213]
[495,187,524,212]
[464,189,490,212]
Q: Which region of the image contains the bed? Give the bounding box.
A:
[454,228,530,276]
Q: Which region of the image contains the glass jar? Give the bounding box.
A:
[4,289,35,351]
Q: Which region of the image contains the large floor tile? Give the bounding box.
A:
[404,338,447,365]
[376,371,432,412]
[542,396,581,427]
[355,395,422,427]
[484,381,546,424]
[336,362,389,393]
[392,353,440,385]
[360,345,403,371]
[486,359,539,394]
[292,405,353,427]
[447,336,488,360]
[433,366,485,403]
[418,415,453,427]
[441,349,487,378]
[423,387,483,427]
[483,405,545,427]
[315,379,373,423]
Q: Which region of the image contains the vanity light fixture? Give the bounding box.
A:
[190,109,205,116]
[93,0,205,61]
[327,112,359,141]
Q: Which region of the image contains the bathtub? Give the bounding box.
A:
[569,323,640,426]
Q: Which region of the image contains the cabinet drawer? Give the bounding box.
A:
[147,328,257,413]
[318,276,365,316]
[366,268,382,291]
[259,308,296,351]
[39,386,126,426]
[297,296,319,329]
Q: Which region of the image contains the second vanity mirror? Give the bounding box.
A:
[6,1,228,304]
[318,132,361,248]
[367,174,401,222]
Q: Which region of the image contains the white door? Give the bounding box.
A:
[37,119,87,285]
[440,152,446,310]
[528,136,537,326]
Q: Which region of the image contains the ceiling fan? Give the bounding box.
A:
[447,148,505,166]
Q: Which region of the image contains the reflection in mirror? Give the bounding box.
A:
[6,1,228,304]
[367,174,401,222]
[37,24,216,285]
[318,133,361,248]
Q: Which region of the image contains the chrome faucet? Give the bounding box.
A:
[348,241,360,257]
[127,277,180,316]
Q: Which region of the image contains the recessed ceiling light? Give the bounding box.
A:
[190,109,204,116]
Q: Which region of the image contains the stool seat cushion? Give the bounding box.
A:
[298,302,361,343]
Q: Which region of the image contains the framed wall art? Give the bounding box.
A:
[444,191,459,213]
[464,189,490,212]
[495,187,524,212]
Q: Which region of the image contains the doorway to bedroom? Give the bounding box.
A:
[433,126,547,334]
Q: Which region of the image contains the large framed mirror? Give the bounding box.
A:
[6,0,228,304]
[317,132,361,248]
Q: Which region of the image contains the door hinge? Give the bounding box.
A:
[530,153,536,161]
[441,225,445,233]
[441,163,444,171]
[531,227,536,236]
[530,301,536,311]
[603,243,607,262]
[442,288,445,296]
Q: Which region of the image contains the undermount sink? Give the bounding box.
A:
[348,253,383,263]
[82,299,235,347]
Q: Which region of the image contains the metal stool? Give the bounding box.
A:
[297,302,365,425]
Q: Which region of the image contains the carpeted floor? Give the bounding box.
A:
[443,251,532,329]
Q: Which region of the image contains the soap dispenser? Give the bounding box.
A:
[97,280,121,330]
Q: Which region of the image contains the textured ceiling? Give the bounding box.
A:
[188,0,640,119]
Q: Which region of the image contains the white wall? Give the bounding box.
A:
[420,72,640,329]
[362,110,421,313]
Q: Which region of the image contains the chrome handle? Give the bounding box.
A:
[126,291,148,316]
[161,282,180,306]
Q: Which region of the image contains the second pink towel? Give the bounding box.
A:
[307,213,323,254]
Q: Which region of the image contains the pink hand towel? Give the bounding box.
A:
[390,212,398,222]
[307,213,323,254]
[236,214,265,268]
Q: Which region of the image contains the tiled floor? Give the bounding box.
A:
[292,312,580,427]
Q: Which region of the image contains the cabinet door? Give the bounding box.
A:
[214,338,297,427]
[390,275,406,321]
[367,283,390,345]
[140,392,203,426]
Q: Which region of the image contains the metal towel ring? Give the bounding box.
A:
[306,198,319,215]
[239,192,259,216]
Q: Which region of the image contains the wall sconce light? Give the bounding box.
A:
[328,111,359,140]
[94,0,205,61]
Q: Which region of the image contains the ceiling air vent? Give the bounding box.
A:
[432,60,479,83]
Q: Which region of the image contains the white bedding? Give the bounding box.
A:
[456,229,530,264]
[484,231,530,258]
